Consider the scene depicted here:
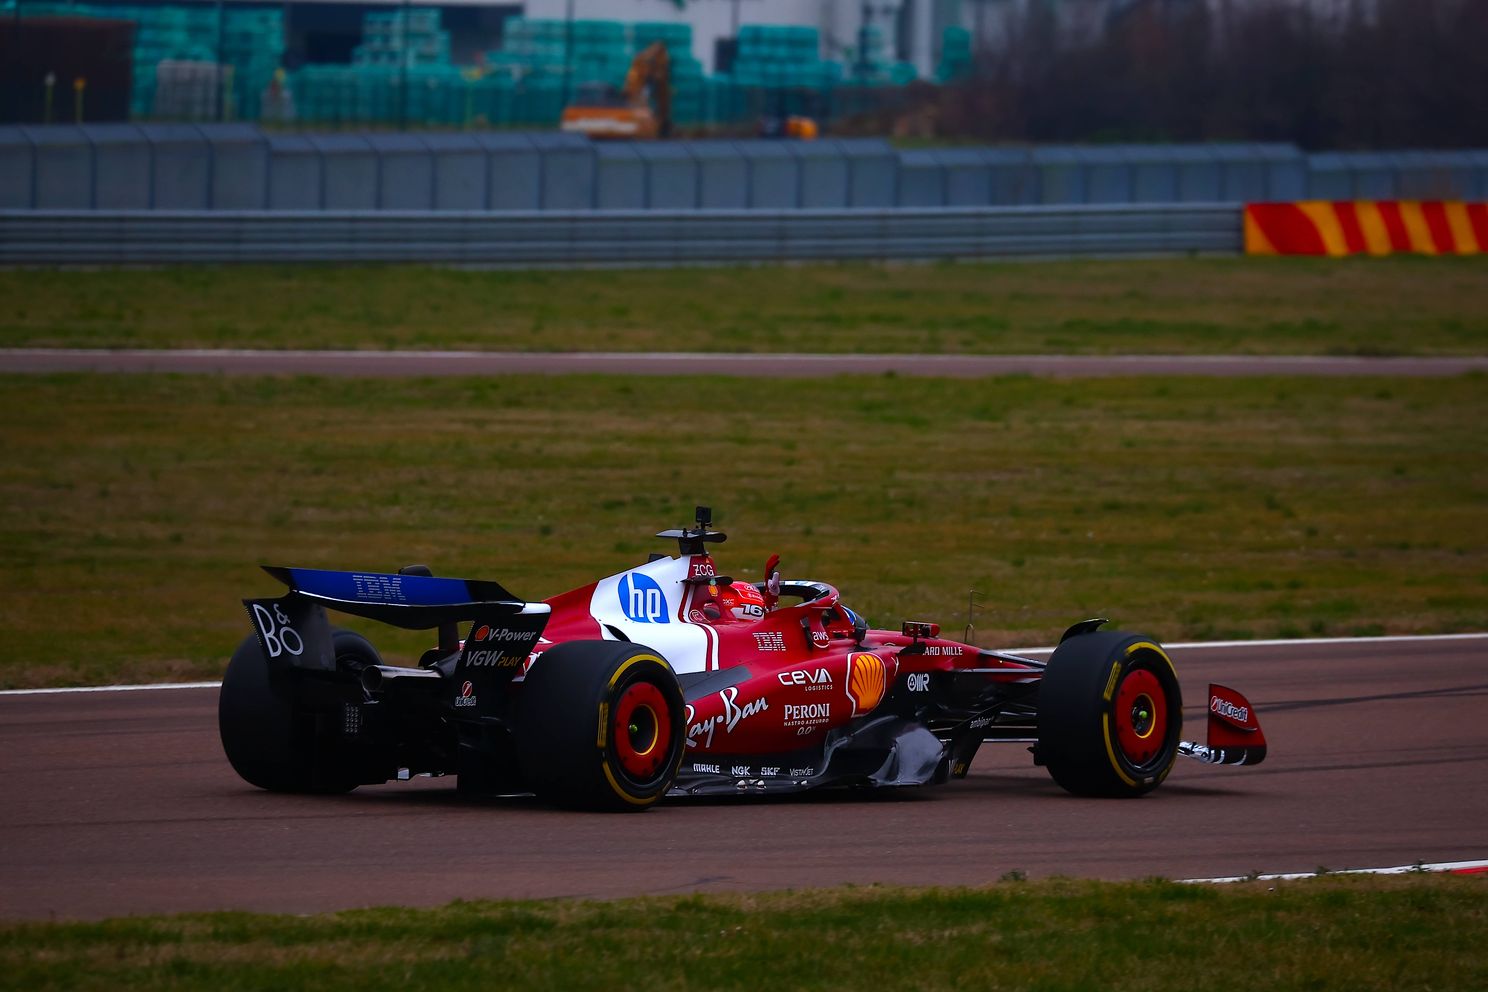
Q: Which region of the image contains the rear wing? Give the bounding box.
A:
[258,566,536,629]
[244,566,549,672]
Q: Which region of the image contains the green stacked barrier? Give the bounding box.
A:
[11,4,931,126]
[571,20,632,91]
[222,8,286,120]
[497,17,568,64]
[703,77,747,127]
[292,62,526,127]
[407,66,468,125]
[485,18,570,88]
[481,18,567,125]
[466,73,515,127]
[937,25,972,83]
[354,8,452,69]
[481,17,630,123]
[290,7,459,124]
[488,17,632,88]
[838,23,916,86]
[727,23,843,93]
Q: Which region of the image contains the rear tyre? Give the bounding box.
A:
[218,628,380,794]
[512,641,685,811]
[1036,630,1182,798]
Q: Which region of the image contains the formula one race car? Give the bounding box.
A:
[221,507,1266,810]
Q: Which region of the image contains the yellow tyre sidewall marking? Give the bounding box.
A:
[1102,641,1176,788]
[597,653,672,807]
[1101,713,1139,788]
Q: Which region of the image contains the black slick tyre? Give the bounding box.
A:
[512,641,685,811]
[1036,630,1182,798]
[218,628,380,794]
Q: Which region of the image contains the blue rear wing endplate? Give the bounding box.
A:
[260,566,544,630]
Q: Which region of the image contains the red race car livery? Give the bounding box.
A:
[221,507,1266,810]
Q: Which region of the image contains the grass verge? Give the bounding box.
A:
[4,256,1487,354]
[1,876,1484,991]
[2,372,1485,688]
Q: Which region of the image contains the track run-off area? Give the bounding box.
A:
[5,348,1488,378]
[1,634,1483,920]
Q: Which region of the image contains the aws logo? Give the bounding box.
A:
[846,653,890,716]
[618,572,669,624]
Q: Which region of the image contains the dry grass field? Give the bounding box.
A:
[2,371,1483,688]
[1,876,1483,991]
[3,256,1486,354]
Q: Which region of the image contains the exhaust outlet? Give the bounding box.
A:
[362,664,443,694]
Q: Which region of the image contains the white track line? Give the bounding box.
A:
[0,681,222,696]
[2,632,1483,697]
[1181,859,1488,883]
[1164,632,1488,649]
[1010,631,1488,655]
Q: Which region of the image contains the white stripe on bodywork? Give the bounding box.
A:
[587,555,714,675]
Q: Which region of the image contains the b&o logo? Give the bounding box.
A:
[618,573,669,624]
[252,603,304,658]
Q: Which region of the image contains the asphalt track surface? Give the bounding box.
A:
[5,348,1488,378]
[1,636,1484,920]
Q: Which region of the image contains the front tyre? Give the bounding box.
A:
[513,641,685,811]
[1036,630,1182,798]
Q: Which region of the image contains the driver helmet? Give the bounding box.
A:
[717,581,766,621]
[823,604,864,639]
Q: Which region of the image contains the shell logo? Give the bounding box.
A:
[846,653,888,716]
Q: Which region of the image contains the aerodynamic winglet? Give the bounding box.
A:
[1177,683,1268,766]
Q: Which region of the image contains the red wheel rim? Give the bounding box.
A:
[612,681,672,782]
[1113,668,1166,767]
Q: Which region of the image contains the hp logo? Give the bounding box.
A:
[618,573,669,624]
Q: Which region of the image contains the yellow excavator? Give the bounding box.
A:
[560,41,672,140]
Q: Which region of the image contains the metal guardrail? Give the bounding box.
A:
[0,204,1241,265]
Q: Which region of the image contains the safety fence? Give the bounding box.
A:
[0,204,1241,265]
[9,126,1488,214]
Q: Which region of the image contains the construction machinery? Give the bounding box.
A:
[560,40,671,139]
[758,114,819,139]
